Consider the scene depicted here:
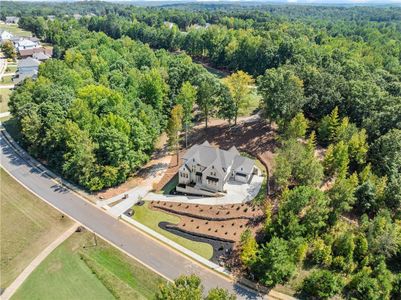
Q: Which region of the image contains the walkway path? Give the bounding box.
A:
[1,224,79,300]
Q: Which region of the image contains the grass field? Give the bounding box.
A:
[0,89,11,112]
[0,24,31,37]
[12,231,165,300]
[238,88,261,116]
[0,168,74,288]
[5,65,17,73]
[0,75,13,85]
[133,202,213,259]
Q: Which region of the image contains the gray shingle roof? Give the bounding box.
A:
[183,141,255,176]
[18,57,40,68]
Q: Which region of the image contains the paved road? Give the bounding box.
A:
[0,133,264,299]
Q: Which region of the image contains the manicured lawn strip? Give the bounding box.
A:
[0,24,32,37]
[133,202,213,259]
[5,65,17,73]
[0,75,13,85]
[82,239,164,300]
[0,89,11,112]
[12,231,165,300]
[0,168,74,288]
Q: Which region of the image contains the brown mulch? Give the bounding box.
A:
[149,201,265,243]
[150,201,264,221]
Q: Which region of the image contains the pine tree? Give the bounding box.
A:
[328,106,340,143]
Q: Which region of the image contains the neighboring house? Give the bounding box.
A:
[19,46,52,58]
[15,39,40,51]
[5,16,20,24]
[177,141,257,196]
[0,30,13,42]
[164,21,175,29]
[32,51,50,61]
[47,15,56,21]
[73,14,82,20]
[28,36,40,43]
[13,57,40,84]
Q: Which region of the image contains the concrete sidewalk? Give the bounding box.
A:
[1,224,79,300]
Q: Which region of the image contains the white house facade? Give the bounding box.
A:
[0,30,13,42]
[177,141,258,196]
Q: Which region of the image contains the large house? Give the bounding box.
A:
[177,141,257,196]
[15,39,40,51]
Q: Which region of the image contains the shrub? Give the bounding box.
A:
[299,270,344,299]
[310,238,332,267]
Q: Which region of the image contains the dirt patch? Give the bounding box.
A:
[154,117,278,195]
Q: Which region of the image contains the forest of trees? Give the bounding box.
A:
[3,2,400,299]
[9,21,237,191]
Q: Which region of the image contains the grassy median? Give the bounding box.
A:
[12,231,165,300]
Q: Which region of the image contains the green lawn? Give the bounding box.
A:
[238,88,261,117]
[0,168,74,288]
[0,24,31,37]
[0,89,12,112]
[5,65,17,73]
[0,75,13,85]
[133,202,213,259]
[12,231,165,300]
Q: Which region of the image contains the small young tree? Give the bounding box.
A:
[1,40,16,60]
[166,105,183,165]
[240,229,258,268]
[283,112,309,140]
[223,70,254,125]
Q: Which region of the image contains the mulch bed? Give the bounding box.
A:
[149,201,264,243]
[150,201,264,221]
